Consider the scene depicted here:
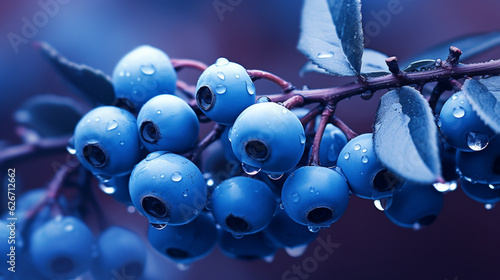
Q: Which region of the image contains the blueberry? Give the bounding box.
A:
[281,166,350,227]
[99,174,133,206]
[148,213,217,264]
[317,124,347,167]
[230,102,306,174]
[263,209,318,249]
[337,133,402,199]
[74,106,141,178]
[201,139,241,185]
[460,178,500,205]
[456,136,500,184]
[385,182,444,228]
[91,227,146,280]
[211,176,276,236]
[218,230,277,261]
[29,216,94,279]
[137,94,199,153]
[439,91,496,152]
[129,152,207,226]
[112,45,177,113]
[196,58,256,124]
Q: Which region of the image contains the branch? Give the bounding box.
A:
[188,124,225,162]
[283,95,304,109]
[0,136,70,165]
[247,69,295,93]
[428,80,453,113]
[309,105,335,166]
[330,117,358,141]
[300,105,323,127]
[171,58,208,72]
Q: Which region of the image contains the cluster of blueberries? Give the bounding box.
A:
[3,45,499,279]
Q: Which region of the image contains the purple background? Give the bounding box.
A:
[1,0,500,279]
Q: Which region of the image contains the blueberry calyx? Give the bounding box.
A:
[225,214,250,233]
[306,206,333,224]
[142,196,169,218]
[196,86,215,111]
[140,120,161,144]
[83,143,108,168]
[372,170,398,192]
[245,140,269,161]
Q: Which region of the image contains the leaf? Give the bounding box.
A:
[402,59,437,72]
[300,49,390,77]
[37,42,115,106]
[328,0,364,74]
[297,0,356,76]
[462,78,500,133]
[373,86,442,184]
[15,94,87,137]
[402,31,500,67]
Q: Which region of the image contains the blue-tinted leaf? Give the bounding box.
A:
[402,31,500,67]
[374,86,442,184]
[15,94,87,137]
[300,49,389,76]
[298,0,356,76]
[328,0,364,74]
[402,59,437,72]
[462,78,500,133]
[38,42,115,106]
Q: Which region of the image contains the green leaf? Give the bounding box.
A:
[462,77,500,133]
[373,86,442,184]
[297,0,356,76]
[37,42,115,106]
[328,0,364,74]
[14,94,87,138]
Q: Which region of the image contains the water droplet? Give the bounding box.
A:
[467,132,490,151]
[182,190,188,197]
[279,203,285,209]
[86,118,91,123]
[95,117,100,122]
[157,110,161,114]
[361,155,369,163]
[309,187,315,193]
[361,91,374,100]
[217,71,225,80]
[489,184,497,190]
[452,106,465,118]
[263,255,275,263]
[95,174,111,183]
[234,74,240,78]
[119,71,125,77]
[241,163,261,175]
[433,181,457,193]
[106,120,118,131]
[257,96,271,103]
[125,72,131,77]
[299,133,306,144]
[140,64,156,75]
[99,183,115,194]
[485,203,494,210]
[160,174,165,179]
[64,224,74,232]
[151,223,167,230]
[282,109,288,114]
[215,57,230,67]
[127,206,136,213]
[307,226,321,233]
[343,152,350,160]
[246,81,256,95]
[66,137,76,154]
[285,245,308,257]
[437,119,442,128]
[120,140,125,146]
[216,85,227,94]
[268,173,284,180]
[451,94,458,100]
[177,263,191,271]
[171,172,183,182]
[354,144,361,151]
[232,233,244,239]
[317,51,334,59]
[291,192,300,203]
[206,178,215,187]
[374,200,385,211]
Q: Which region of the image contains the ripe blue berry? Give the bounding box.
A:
[281,166,350,227]
[230,102,306,174]
[74,106,141,178]
[218,230,277,261]
[92,227,146,280]
[263,209,318,249]
[337,133,401,199]
[29,216,94,279]
[196,58,256,124]
[460,178,500,205]
[456,136,500,185]
[317,124,347,167]
[148,213,217,264]
[385,182,444,229]
[129,152,207,226]
[201,139,240,185]
[137,94,199,153]
[112,45,177,113]
[211,176,276,236]
[439,91,496,152]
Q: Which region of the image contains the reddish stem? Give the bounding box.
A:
[300,105,323,127]
[283,95,305,109]
[171,59,208,72]
[188,124,225,162]
[176,80,196,99]
[309,105,335,166]
[247,69,295,93]
[330,117,358,141]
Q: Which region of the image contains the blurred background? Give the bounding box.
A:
[1,0,500,279]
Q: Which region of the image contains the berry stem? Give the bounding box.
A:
[309,105,336,166]
[187,99,211,123]
[0,135,70,165]
[300,105,323,127]
[428,80,453,113]
[176,80,196,99]
[247,69,296,93]
[283,95,305,109]
[171,58,208,72]
[450,79,463,92]
[330,117,358,141]
[188,124,225,162]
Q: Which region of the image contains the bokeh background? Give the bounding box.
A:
[1,0,500,279]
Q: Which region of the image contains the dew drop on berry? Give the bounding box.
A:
[160,174,165,179]
[95,174,111,183]
[309,186,315,193]
[451,94,458,100]
[64,224,74,232]
[279,203,285,209]
[95,117,100,122]
[354,144,361,151]
[241,163,261,175]
[257,96,271,103]
[374,197,392,211]
[232,233,244,239]
[215,57,229,67]
[140,64,156,75]
[489,184,497,190]
[182,190,188,197]
[361,156,369,163]
[66,137,76,155]
[120,140,125,146]
[171,172,183,182]
[299,133,306,144]
[362,148,367,153]
[433,181,457,192]
[157,110,161,114]
[263,255,275,263]
[360,91,373,100]
[485,203,494,210]
[215,85,227,94]
[343,152,350,160]
[217,71,225,80]
[307,226,320,233]
[119,71,125,77]
[291,192,300,203]
[246,81,256,95]
[317,51,334,59]
[125,72,131,77]
[268,173,284,180]
[99,183,116,194]
[452,106,465,118]
[235,74,240,78]
[106,120,118,131]
[466,132,490,151]
[285,244,308,258]
[151,223,167,230]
